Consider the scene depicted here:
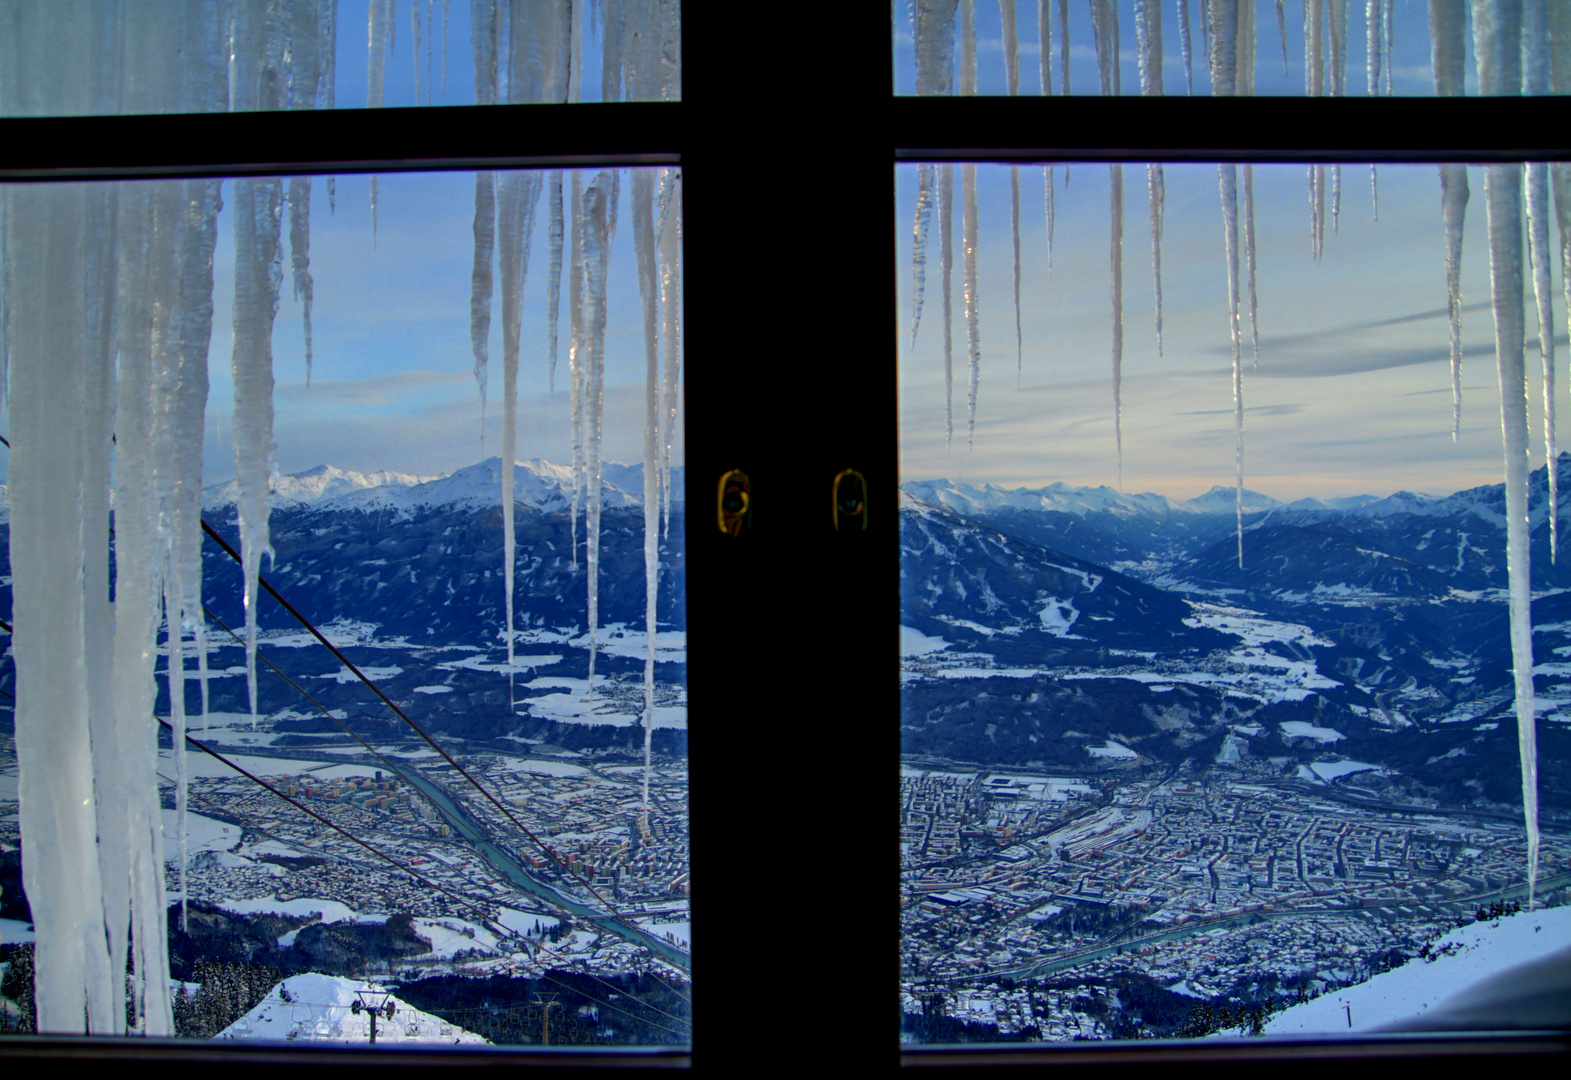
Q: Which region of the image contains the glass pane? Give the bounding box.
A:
[0,166,689,1045]
[899,159,1568,1042]
[0,1,678,118]
[895,2,1567,97]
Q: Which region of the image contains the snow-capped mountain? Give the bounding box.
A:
[202,458,684,516]
[215,973,487,1044]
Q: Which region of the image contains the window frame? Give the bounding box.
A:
[0,3,1565,1071]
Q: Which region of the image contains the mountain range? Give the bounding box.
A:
[900,457,1571,815]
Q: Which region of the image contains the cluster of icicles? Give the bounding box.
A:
[0,0,678,1036]
[909,0,1570,932]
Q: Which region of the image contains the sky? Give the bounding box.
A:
[893,0,1470,97]
[896,160,1568,503]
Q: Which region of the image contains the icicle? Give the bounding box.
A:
[1239,0,1256,92]
[287,178,314,384]
[1367,0,1384,93]
[964,163,982,448]
[1209,0,1238,94]
[1309,164,1326,260]
[1039,0,1054,93]
[1242,164,1259,365]
[941,163,956,448]
[569,171,586,566]
[230,177,283,729]
[1382,0,1394,92]
[1002,1,1023,385]
[1524,12,1555,560]
[1111,164,1124,485]
[1276,0,1288,74]
[1306,0,1325,96]
[1371,165,1380,220]
[1431,2,1468,438]
[5,181,117,1034]
[658,169,683,540]
[961,0,978,94]
[1137,3,1163,356]
[582,171,616,693]
[1090,0,1120,95]
[1012,166,1023,386]
[1136,0,1163,95]
[1044,165,1056,273]
[547,171,564,391]
[411,0,423,104]
[443,0,451,95]
[1328,0,1347,94]
[471,173,496,441]
[367,0,393,237]
[1058,0,1071,92]
[1148,165,1165,356]
[635,168,662,825]
[1485,162,1541,907]
[496,171,544,700]
[1179,0,1196,93]
[1333,163,1342,233]
[1001,0,1020,93]
[1219,164,1246,568]
[912,164,936,350]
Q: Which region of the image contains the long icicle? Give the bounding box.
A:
[1431,0,1468,438]
[1179,0,1195,94]
[1277,0,1288,74]
[471,173,496,442]
[287,177,314,385]
[1243,164,1260,365]
[1220,164,1246,568]
[1039,0,1054,94]
[941,163,956,448]
[1111,163,1125,485]
[1001,1,1023,385]
[547,171,564,392]
[1137,0,1163,355]
[964,163,982,449]
[658,169,683,541]
[1524,5,1556,562]
[912,164,936,350]
[569,171,586,567]
[582,171,616,695]
[634,169,662,826]
[1058,0,1071,92]
[497,171,544,704]
[1475,0,1539,907]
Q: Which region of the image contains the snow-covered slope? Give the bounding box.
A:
[202,464,440,510]
[1254,905,1571,1035]
[214,973,488,1044]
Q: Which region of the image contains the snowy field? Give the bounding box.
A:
[216,973,487,1044]
[161,810,242,856]
[1236,905,1571,1035]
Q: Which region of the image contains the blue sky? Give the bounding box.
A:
[893,0,1469,97]
[897,161,1568,502]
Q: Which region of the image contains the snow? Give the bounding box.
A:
[214,973,487,1044]
[0,918,35,945]
[901,625,951,656]
[161,810,241,858]
[1309,759,1380,780]
[639,919,690,949]
[1280,721,1345,743]
[217,896,361,924]
[413,685,454,694]
[1087,740,1139,759]
[1257,906,1571,1034]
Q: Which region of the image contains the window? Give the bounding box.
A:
[894,1,1571,1064]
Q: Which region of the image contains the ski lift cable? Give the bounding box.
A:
[196,518,691,977]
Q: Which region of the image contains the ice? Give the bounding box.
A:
[941,163,956,447]
[1090,0,1120,94]
[1440,164,1470,439]
[1528,161,1557,561]
[964,163,982,449]
[496,169,544,695]
[1179,0,1196,93]
[1242,163,1259,363]
[1333,162,1342,233]
[1218,163,1246,568]
[366,0,395,236]
[911,164,936,350]
[1148,165,1165,356]
[287,177,314,384]
[470,171,496,438]
[581,171,617,692]
[1043,165,1056,274]
[230,176,284,728]
[1484,159,1541,906]
[1366,0,1384,94]
[6,183,118,1033]
[1135,0,1162,96]
[1056,0,1071,91]
[568,170,585,565]
[961,0,977,94]
[1208,0,1237,93]
[658,168,684,540]
[546,171,564,391]
[1037,0,1053,93]
[1011,165,1023,385]
[634,168,661,817]
[1000,0,1020,94]
[1110,163,1124,485]
[913,0,960,96]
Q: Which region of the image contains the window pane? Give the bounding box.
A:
[0,166,690,1045]
[0,1,678,118]
[895,2,1568,97]
[899,160,1568,1042]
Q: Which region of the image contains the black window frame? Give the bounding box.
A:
[0,4,1566,1072]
